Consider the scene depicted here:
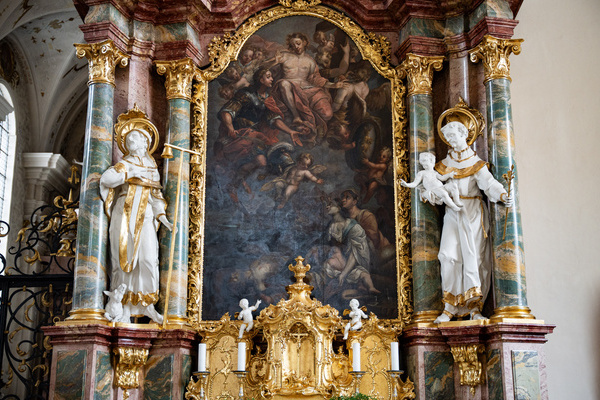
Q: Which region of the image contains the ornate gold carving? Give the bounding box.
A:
[114,347,149,400]
[188,80,208,326]
[400,54,444,96]
[279,0,322,9]
[450,344,484,395]
[155,58,195,101]
[74,39,128,86]
[187,4,411,328]
[469,35,523,83]
[437,97,485,147]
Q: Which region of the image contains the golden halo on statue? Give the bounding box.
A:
[437,97,485,147]
[114,104,159,156]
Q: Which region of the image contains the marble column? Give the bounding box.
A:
[68,40,128,322]
[400,54,445,324]
[469,36,534,320]
[155,59,195,326]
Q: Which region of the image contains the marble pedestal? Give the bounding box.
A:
[403,321,554,400]
[43,324,196,399]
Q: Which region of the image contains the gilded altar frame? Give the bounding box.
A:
[186,0,411,329]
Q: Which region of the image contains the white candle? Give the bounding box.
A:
[198,343,207,372]
[237,342,246,371]
[352,342,361,371]
[391,342,399,371]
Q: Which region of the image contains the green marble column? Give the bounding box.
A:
[155,59,195,326]
[401,54,445,323]
[470,36,534,320]
[68,40,128,322]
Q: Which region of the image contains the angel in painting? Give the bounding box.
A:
[261,152,326,209]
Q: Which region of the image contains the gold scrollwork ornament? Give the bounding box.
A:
[400,53,444,96]
[469,35,523,83]
[450,344,484,395]
[114,347,149,400]
[74,39,129,86]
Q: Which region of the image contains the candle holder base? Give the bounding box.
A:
[387,369,415,400]
[185,371,210,400]
[232,370,248,400]
[349,371,365,395]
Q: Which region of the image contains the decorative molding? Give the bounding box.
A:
[74,39,129,86]
[469,35,523,83]
[155,58,195,101]
[450,344,484,395]
[400,53,444,96]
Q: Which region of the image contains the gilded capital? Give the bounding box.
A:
[114,347,149,399]
[155,59,195,101]
[74,39,129,86]
[469,35,523,83]
[400,54,444,96]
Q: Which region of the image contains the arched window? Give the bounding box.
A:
[0,82,16,256]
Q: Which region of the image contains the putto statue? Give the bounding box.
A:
[238,298,261,338]
[100,106,173,324]
[343,298,368,339]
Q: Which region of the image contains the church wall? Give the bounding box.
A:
[511,0,600,399]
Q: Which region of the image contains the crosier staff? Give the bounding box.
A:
[161,143,202,328]
[502,164,515,240]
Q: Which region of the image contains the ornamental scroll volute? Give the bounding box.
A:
[253,257,345,399]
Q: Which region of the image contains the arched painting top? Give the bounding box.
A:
[188,0,411,329]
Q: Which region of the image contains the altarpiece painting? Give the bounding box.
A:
[187,6,411,326]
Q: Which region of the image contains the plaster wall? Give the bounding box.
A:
[510,1,600,399]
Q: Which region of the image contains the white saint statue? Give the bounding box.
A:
[100,120,173,324]
[431,120,512,323]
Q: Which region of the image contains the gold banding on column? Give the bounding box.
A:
[74,39,129,86]
[469,35,523,83]
[155,59,195,101]
[400,53,444,96]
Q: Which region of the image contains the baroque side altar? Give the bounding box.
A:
[39,1,554,400]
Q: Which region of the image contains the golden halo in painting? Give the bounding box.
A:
[437,97,485,147]
[114,104,159,156]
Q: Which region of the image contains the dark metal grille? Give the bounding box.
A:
[0,167,78,400]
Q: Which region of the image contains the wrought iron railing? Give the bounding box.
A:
[0,165,78,400]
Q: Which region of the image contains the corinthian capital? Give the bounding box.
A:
[469,35,523,83]
[74,40,129,86]
[400,54,444,96]
[155,59,196,101]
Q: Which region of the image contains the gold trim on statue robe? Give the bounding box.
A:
[435,160,488,179]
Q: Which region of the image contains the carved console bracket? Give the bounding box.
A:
[450,343,484,395]
[114,347,150,399]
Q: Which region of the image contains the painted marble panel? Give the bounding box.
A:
[55,350,87,400]
[406,353,419,399]
[486,348,503,400]
[512,350,541,400]
[399,19,445,43]
[182,354,192,390]
[144,354,174,399]
[203,15,397,320]
[424,351,454,399]
[94,351,112,400]
[469,0,514,30]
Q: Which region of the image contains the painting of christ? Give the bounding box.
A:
[202,15,398,321]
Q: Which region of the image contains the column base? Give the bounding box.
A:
[490,305,537,322]
[410,310,441,325]
[62,308,110,325]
